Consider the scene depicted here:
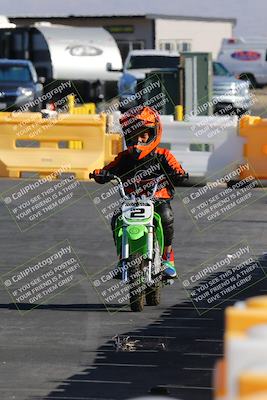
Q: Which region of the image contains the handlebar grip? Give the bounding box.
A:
[89,171,116,182]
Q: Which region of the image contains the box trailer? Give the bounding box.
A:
[218,37,267,87]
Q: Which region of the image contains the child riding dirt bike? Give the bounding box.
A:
[90,106,188,279]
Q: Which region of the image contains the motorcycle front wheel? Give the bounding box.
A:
[146,240,161,306]
[128,253,145,312]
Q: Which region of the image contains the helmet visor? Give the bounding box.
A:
[125,127,156,147]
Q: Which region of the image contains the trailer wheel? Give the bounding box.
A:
[239,73,257,88]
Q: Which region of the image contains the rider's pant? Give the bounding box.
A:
[154,201,174,247]
[111,200,174,248]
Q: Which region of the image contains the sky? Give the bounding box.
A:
[0,0,266,37]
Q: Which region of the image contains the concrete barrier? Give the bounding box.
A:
[161,115,242,180]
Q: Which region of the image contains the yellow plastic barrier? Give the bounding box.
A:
[214,296,267,400]
[104,129,124,165]
[239,115,267,180]
[68,95,96,115]
[225,303,267,338]
[247,296,267,309]
[237,393,267,399]
[0,112,122,180]
[239,372,267,397]
[175,105,184,121]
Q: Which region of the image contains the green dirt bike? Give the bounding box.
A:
[90,172,173,312]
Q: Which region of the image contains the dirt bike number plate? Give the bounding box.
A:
[122,205,152,223]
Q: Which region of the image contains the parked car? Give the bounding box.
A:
[0,59,43,111]
[218,37,267,87]
[213,61,252,115]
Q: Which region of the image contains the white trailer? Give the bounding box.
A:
[0,22,123,101]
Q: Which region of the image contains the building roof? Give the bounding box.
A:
[147,14,236,24]
[0,0,236,25]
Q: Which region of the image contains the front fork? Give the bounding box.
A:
[121,226,129,283]
[146,225,153,284]
[121,224,154,284]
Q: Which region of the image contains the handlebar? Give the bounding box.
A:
[89,171,115,181]
[116,174,164,201]
[184,173,189,180]
[89,171,126,198]
[89,171,189,199]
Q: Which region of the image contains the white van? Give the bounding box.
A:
[218,38,267,87]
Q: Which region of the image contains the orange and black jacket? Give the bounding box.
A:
[99,148,186,200]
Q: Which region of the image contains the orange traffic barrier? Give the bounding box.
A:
[213,359,227,400]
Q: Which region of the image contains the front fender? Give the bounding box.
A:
[115,223,148,256]
[127,225,148,255]
[126,225,147,240]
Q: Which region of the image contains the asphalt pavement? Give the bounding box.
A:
[251,88,267,117]
[0,179,266,400]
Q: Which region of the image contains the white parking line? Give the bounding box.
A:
[161,384,212,390]
[43,397,113,400]
[195,338,223,342]
[66,379,131,384]
[163,317,213,321]
[184,352,223,356]
[151,325,204,329]
[94,363,157,367]
[183,367,214,371]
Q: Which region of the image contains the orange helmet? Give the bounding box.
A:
[120,106,162,160]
